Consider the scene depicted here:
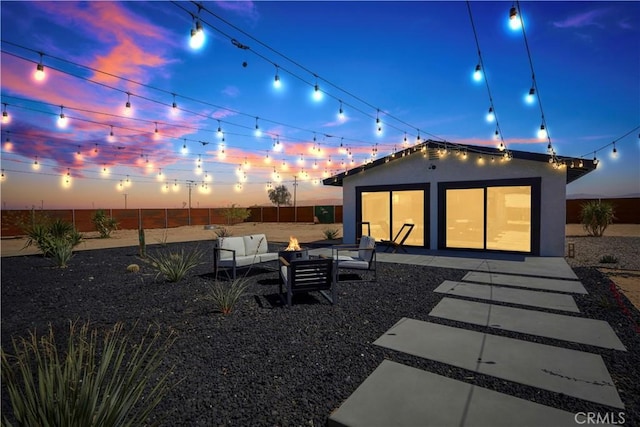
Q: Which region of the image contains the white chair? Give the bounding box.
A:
[331,235,377,283]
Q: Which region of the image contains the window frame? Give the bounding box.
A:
[355,183,430,248]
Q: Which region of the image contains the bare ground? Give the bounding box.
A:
[2,223,637,308]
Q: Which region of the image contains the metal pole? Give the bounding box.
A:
[123,193,128,209]
[293,175,298,223]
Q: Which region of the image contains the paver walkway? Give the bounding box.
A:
[328,255,627,426]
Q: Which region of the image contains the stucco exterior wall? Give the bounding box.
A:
[340,151,567,256]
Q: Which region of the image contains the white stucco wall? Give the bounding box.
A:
[339,151,567,256]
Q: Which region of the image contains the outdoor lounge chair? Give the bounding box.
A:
[331,235,377,283]
[380,223,415,253]
[279,257,336,306]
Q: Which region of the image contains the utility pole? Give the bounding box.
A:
[123,193,128,209]
[186,181,195,226]
[293,175,298,223]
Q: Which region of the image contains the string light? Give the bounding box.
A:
[217,121,223,138]
[181,139,188,155]
[57,105,68,128]
[537,123,547,140]
[2,103,9,124]
[338,100,345,121]
[273,65,281,89]
[124,92,132,115]
[32,156,40,170]
[486,107,495,123]
[107,125,115,142]
[34,52,45,82]
[254,117,261,137]
[473,64,482,82]
[525,86,536,105]
[189,15,205,50]
[312,77,323,102]
[509,4,521,31]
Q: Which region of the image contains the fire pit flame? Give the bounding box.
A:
[285,236,301,251]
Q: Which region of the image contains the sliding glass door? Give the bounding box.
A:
[439,178,539,254]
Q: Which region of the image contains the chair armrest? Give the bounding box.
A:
[279,256,290,267]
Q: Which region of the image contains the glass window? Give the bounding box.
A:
[446,188,484,249]
[486,186,531,252]
[392,190,424,246]
[361,191,390,241]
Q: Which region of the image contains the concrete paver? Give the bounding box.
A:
[430,297,626,351]
[434,280,580,312]
[328,360,581,427]
[462,271,587,294]
[373,318,624,409]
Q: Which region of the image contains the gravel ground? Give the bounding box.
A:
[2,241,639,426]
[565,235,640,271]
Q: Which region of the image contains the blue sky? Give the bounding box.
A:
[1,1,638,209]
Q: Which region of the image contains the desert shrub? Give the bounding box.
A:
[220,204,251,225]
[215,226,233,238]
[206,278,250,315]
[580,200,615,237]
[1,321,176,427]
[23,217,82,266]
[92,209,118,238]
[146,247,204,282]
[599,255,619,264]
[322,228,341,240]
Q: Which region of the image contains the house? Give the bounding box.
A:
[323,140,596,256]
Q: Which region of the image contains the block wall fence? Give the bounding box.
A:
[1,198,637,237]
[0,206,343,237]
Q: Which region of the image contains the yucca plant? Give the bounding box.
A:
[146,247,204,282]
[580,200,615,237]
[92,209,118,238]
[206,278,250,315]
[1,321,176,427]
[23,218,82,266]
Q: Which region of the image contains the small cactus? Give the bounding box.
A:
[127,264,140,273]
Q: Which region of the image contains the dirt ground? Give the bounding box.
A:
[2,222,637,309]
[0,222,343,257]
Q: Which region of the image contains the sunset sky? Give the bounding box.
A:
[1,1,638,210]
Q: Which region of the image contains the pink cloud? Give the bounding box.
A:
[214,1,259,21]
[553,9,607,29]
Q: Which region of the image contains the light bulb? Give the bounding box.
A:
[189,20,205,49]
[2,110,9,124]
[537,124,547,139]
[473,64,482,82]
[486,107,495,123]
[312,84,323,101]
[273,72,281,89]
[509,6,522,31]
[34,63,45,82]
[57,110,68,129]
[525,87,536,105]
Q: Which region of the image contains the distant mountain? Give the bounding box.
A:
[567,193,640,200]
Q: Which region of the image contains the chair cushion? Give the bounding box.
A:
[337,259,370,270]
[259,252,279,263]
[358,235,376,262]
[219,237,246,259]
[243,234,268,256]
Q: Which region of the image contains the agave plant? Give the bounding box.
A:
[1,321,176,427]
[146,247,204,282]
